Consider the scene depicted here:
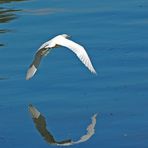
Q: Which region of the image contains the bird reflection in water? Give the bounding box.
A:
[29,104,97,146]
[29,104,72,145]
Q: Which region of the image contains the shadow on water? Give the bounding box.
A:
[0,77,9,80]
[0,43,4,47]
[29,104,97,146]
[0,0,26,47]
[0,8,20,24]
[0,0,26,4]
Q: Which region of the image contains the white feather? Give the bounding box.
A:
[53,35,97,74]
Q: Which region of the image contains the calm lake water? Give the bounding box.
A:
[0,0,148,148]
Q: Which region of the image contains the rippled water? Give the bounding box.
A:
[0,0,148,148]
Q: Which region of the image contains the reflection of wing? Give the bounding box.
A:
[74,113,97,144]
[55,36,97,74]
[29,104,97,146]
[33,115,57,144]
[26,49,44,80]
[29,104,72,145]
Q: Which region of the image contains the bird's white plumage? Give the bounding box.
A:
[52,36,96,74]
[26,34,96,80]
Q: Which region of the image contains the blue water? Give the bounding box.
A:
[0,0,148,147]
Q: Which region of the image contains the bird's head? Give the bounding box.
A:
[61,34,70,38]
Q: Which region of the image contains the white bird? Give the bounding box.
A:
[26,34,96,80]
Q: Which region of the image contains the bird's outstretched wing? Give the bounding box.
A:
[26,49,44,80]
[55,37,97,74]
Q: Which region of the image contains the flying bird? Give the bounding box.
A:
[26,34,96,80]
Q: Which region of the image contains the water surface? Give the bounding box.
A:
[0,0,148,148]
